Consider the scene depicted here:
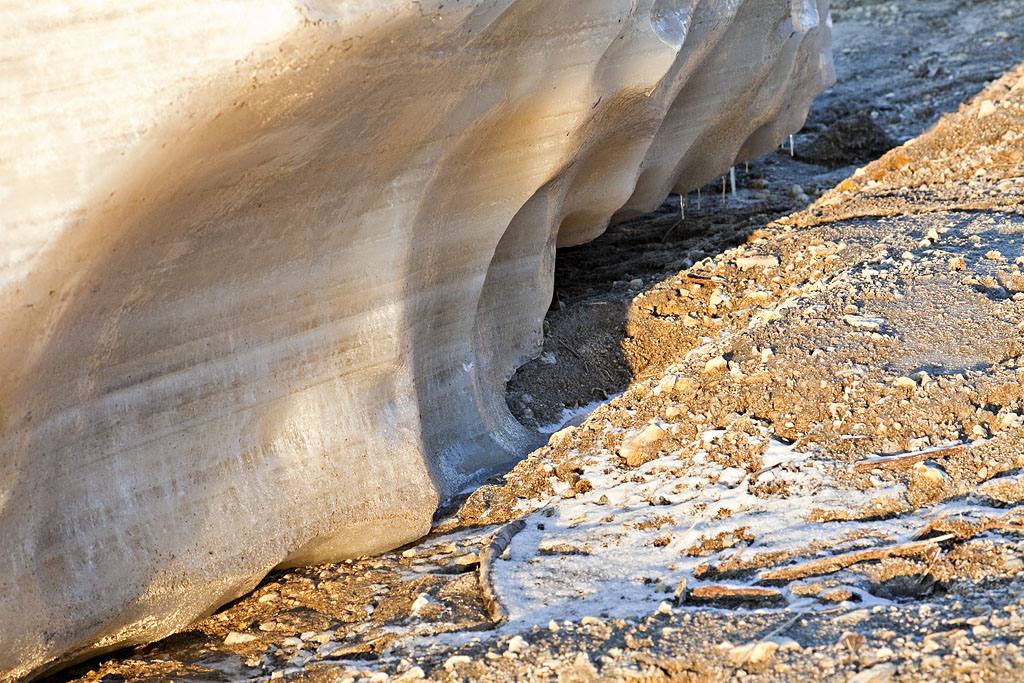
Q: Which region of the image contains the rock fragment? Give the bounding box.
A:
[728,640,779,666]
[619,424,668,467]
[736,255,780,271]
[705,355,730,373]
[848,662,897,683]
[843,315,886,330]
[223,631,258,645]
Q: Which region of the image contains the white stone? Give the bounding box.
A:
[848,663,897,683]
[224,631,258,645]
[395,666,426,682]
[444,655,473,670]
[736,255,780,271]
[844,315,886,331]
[769,636,802,652]
[656,374,679,394]
[0,1,833,678]
[507,635,529,653]
[410,593,433,613]
[913,461,949,484]
[705,355,730,373]
[728,640,779,665]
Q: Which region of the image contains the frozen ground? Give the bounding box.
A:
[46,2,1024,682]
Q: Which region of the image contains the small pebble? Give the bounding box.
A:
[444,655,472,670]
[913,461,948,484]
[507,635,529,653]
[394,667,426,682]
[736,255,779,271]
[223,631,258,645]
[656,374,678,394]
[848,662,897,683]
[728,640,778,665]
[411,593,432,613]
[843,315,885,331]
[704,355,728,373]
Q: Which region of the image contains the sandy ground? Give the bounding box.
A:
[45,2,1024,682]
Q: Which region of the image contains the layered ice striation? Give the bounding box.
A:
[0,0,833,679]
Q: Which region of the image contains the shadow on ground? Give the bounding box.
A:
[506,146,856,430]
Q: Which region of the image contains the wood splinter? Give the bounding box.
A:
[759,533,956,582]
[852,443,968,472]
[479,519,526,624]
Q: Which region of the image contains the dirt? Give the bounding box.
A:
[44,2,1024,682]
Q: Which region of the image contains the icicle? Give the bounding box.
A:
[721,175,726,205]
[789,134,794,157]
[680,193,685,220]
[729,166,737,197]
[697,187,701,211]
[745,161,749,174]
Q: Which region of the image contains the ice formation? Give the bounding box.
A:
[0,0,833,678]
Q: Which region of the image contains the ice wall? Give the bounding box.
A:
[0,0,833,678]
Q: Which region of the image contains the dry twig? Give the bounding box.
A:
[758,533,955,582]
[479,520,526,623]
[853,444,967,472]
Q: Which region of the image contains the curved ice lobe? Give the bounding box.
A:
[792,0,820,32]
[650,0,696,50]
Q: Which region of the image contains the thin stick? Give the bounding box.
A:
[853,444,968,472]
[479,520,526,623]
[552,335,615,384]
[689,585,785,604]
[759,534,955,582]
[732,607,811,667]
[661,219,682,243]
